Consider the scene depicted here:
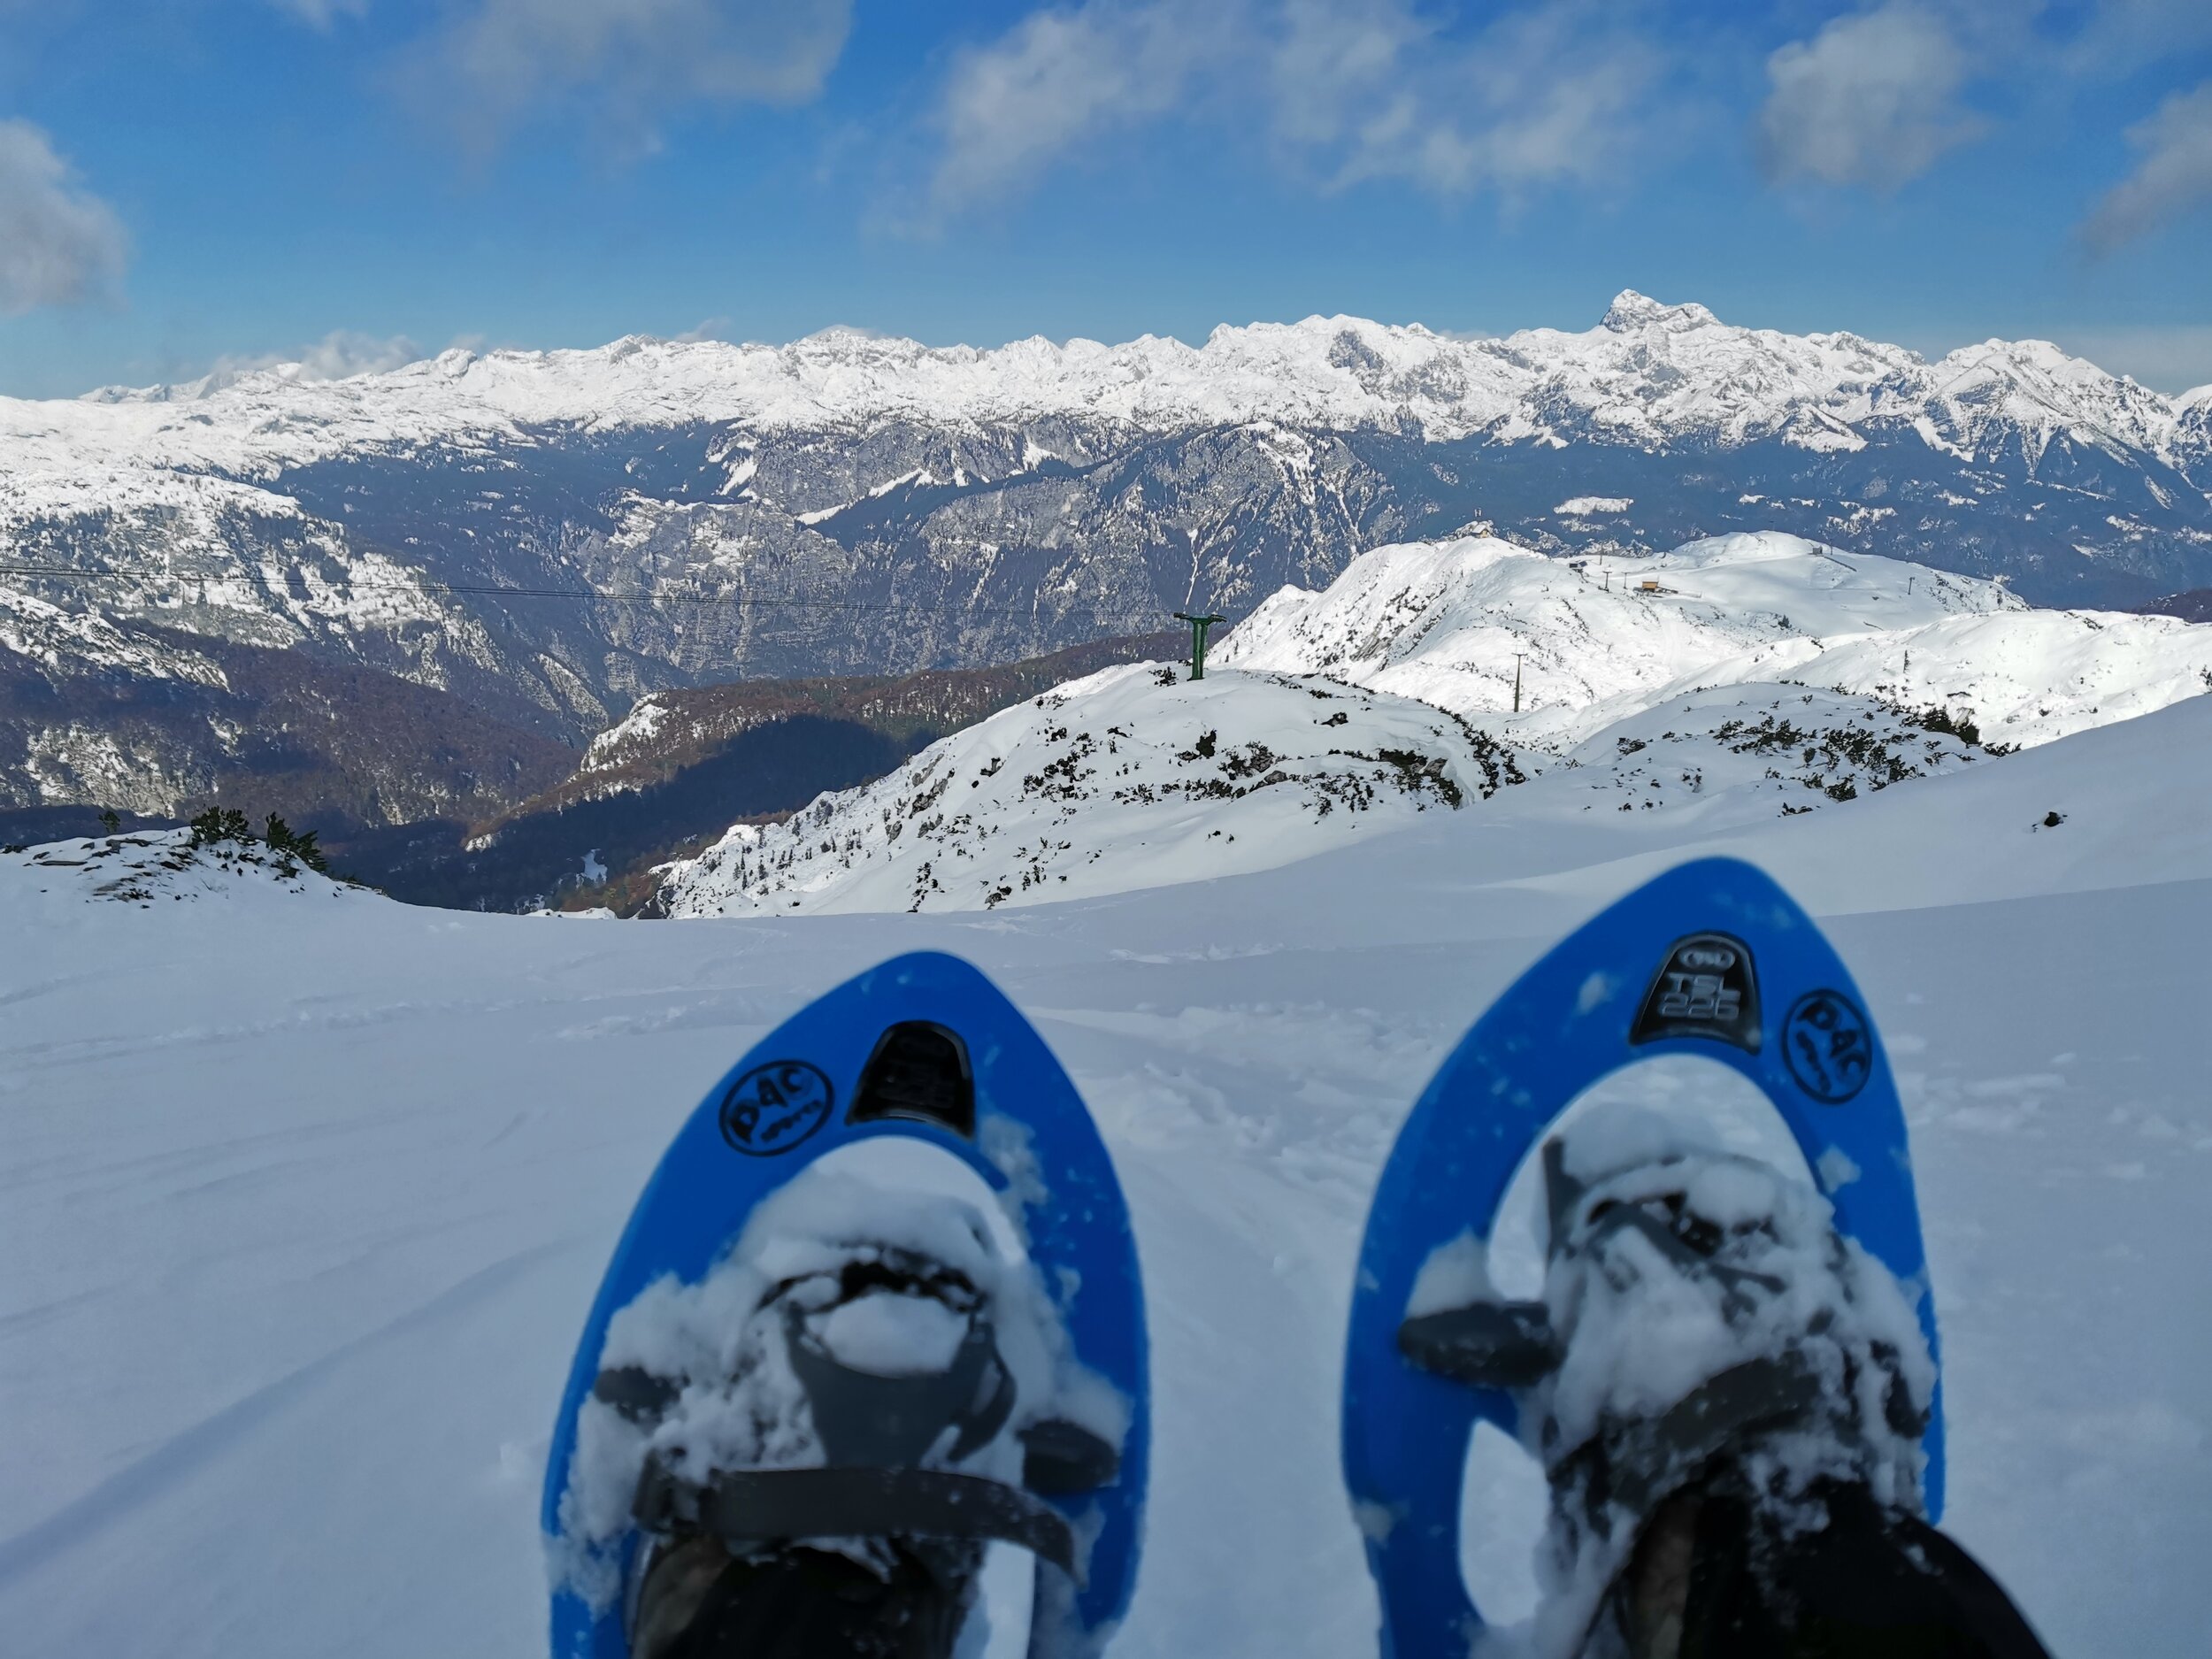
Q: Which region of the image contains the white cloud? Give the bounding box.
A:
[207,330,425,386]
[1317,4,1659,197]
[266,0,369,25]
[932,0,1231,207]
[1757,3,1985,190]
[0,119,127,315]
[2082,80,2212,251]
[406,0,854,157]
[927,0,1664,216]
[2059,0,2212,76]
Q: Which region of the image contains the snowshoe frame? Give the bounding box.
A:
[1342,856,1942,1655]
[543,951,1148,1659]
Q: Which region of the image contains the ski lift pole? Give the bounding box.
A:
[1173,611,1226,680]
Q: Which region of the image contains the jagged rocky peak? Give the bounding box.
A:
[1601,290,1724,334]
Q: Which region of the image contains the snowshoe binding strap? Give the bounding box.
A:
[1398,1300,1561,1389]
[594,1365,681,1424]
[1017,1417,1120,1494]
[782,1297,1018,1468]
[1553,1350,1826,1525]
[632,1457,1082,1581]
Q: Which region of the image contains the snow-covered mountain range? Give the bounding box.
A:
[4,295,2210,803]
[29,291,2209,482]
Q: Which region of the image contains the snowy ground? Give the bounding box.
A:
[665,664,1516,917]
[6,699,2212,1657]
[1217,530,2212,752]
[659,530,2211,920]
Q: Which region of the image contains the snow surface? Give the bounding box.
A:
[662,532,2149,918]
[1218,529,2212,752]
[4,688,2211,1656]
[663,664,1517,918]
[2,827,368,906]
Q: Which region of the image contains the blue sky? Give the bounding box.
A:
[1,0,2208,398]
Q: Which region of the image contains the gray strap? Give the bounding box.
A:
[783,1306,1017,1468]
[595,1365,680,1423]
[634,1459,1080,1581]
[1398,1300,1561,1388]
[1018,1417,1121,1494]
[1561,1351,1825,1517]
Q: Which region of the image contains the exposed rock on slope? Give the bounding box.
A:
[1536,685,1990,822]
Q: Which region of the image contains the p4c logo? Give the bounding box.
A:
[1631,932,1762,1053]
[718,1061,833,1156]
[1783,990,1872,1105]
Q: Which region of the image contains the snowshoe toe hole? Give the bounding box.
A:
[849,1021,975,1140]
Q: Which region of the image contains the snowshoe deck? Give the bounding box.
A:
[543,952,1147,1659]
[1342,856,1941,1655]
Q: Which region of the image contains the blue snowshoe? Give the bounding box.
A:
[1345,857,2052,1659]
[542,952,1148,1659]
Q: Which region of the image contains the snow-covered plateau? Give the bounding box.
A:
[5,648,2211,1655]
[1219,529,2212,751]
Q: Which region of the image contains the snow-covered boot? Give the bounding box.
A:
[574,1179,1118,1659]
[1398,1107,2051,1659]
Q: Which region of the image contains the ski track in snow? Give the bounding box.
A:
[7,705,2212,1655]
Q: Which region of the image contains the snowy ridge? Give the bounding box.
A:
[576,695,681,780]
[655,654,1997,918]
[660,664,1520,917]
[1220,530,2212,751]
[1532,684,1989,823]
[2,828,373,907]
[8,293,2206,499]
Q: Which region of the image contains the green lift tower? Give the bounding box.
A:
[1173,611,1226,680]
